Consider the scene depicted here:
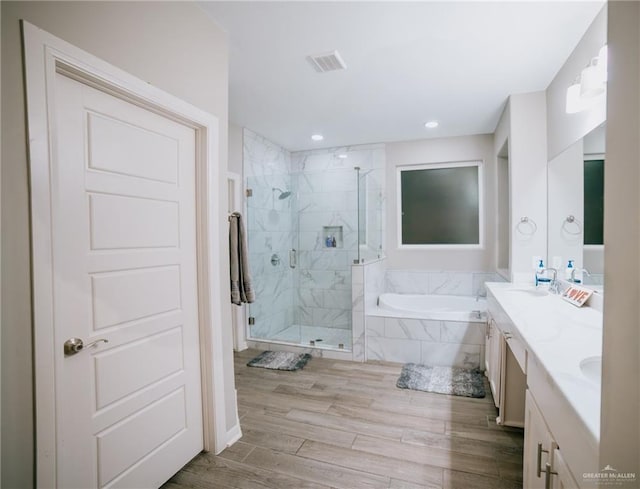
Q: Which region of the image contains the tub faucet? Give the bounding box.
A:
[542,268,560,294]
[570,267,591,284]
[476,290,487,302]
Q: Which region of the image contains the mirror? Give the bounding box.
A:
[547,123,605,291]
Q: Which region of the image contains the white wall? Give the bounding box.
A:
[547,6,607,161]
[1,2,234,486]
[229,122,244,176]
[507,92,549,282]
[600,1,640,476]
[385,134,495,271]
[0,3,3,482]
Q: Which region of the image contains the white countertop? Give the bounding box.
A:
[485,282,603,444]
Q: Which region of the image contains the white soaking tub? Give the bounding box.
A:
[377,293,487,322]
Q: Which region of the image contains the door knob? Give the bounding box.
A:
[64,337,108,356]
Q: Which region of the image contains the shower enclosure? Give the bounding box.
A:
[243,129,384,352]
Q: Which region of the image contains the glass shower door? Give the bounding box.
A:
[291,158,360,351]
[245,178,298,344]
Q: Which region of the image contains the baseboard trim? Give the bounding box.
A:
[223,423,243,451]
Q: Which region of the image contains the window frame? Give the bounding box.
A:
[396,160,484,250]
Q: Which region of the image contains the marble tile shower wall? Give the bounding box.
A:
[243,129,295,339]
[291,144,386,333]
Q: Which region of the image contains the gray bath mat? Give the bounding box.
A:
[247,351,312,371]
[396,363,486,398]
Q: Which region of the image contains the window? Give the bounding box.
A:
[584,158,604,246]
[397,161,483,247]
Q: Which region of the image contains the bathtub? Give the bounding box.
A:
[366,293,487,368]
[376,293,486,322]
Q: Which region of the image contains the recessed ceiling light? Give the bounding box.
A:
[311,134,324,141]
[424,121,439,129]
[338,154,348,159]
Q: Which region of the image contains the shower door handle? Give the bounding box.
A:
[289,249,297,269]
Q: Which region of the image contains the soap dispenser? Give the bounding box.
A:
[535,259,550,286]
[565,260,575,281]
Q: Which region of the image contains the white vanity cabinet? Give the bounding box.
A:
[551,447,580,489]
[486,292,526,427]
[485,313,503,408]
[486,282,601,489]
[524,390,580,489]
[524,390,555,489]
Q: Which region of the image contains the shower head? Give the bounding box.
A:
[272,187,292,200]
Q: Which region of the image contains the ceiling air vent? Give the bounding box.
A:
[307,50,347,73]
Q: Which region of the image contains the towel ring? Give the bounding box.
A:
[562,215,582,235]
[516,217,537,236]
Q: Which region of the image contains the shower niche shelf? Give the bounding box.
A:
[323,226,343,249]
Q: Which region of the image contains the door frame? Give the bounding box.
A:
[22,21,229,487]
[227,171,248,351]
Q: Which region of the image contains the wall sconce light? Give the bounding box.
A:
[565,77,583,114]
[580,57,605,98]
[597,44,608,83]
[565,44,607,114]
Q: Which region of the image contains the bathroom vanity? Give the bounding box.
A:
[485,282,602,489]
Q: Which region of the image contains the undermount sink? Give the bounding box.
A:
[507,288,549,297]
[580,356,602,385]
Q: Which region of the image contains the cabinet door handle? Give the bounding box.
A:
[537,442,549,478]
[544,462,558,489]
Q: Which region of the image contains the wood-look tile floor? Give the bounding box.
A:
[163,349,524,489]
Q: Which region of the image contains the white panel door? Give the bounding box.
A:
[52,72,203,488]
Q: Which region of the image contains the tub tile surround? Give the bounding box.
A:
[366,315,484,368]
[360,267,503,367]
[385,270,505,297]
[369,316,440,342]
[367,336,422,364]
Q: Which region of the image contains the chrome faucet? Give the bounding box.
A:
[542,268,560,294]
[570,267,591,284]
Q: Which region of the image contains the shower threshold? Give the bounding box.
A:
[248,324,352,352]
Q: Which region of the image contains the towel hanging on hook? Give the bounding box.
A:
[229,212,255,305]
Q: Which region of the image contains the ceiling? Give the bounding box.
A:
[199,1,605,151]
